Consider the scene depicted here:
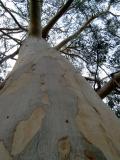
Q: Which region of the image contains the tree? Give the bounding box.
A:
[0,0,120,159]
[0,0,120,115]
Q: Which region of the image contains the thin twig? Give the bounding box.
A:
[0,0,27,31]
[0,49,19,65]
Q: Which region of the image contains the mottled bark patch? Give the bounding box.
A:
[11,107,45,156]
[0,141,13,160]
[41,93,49,105]
[58,136,71,160]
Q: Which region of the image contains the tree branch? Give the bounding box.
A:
[0,30,21,44]
[0,49,19,65]
[0,27,22,31]
[60,50,88,63]
[0,0,27,31]
[29,0,43,37]
[42,0,74,39]
[55,15,98,50]
[55,2,111,50]
[97,72,120,99]
[62,49,120,99]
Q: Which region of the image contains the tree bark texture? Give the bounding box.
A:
[0,37,120,160]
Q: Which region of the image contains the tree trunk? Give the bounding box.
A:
[0,37,120,160]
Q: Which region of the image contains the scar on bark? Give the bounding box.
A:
[58,136,71,160]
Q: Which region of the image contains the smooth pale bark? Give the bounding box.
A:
[0,37,120,160]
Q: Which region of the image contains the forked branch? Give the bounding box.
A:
[55,15,98,50]
[0,49,19,65]
[55,2,111,50]
[42,0,74,39]
[0,0,27,31]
